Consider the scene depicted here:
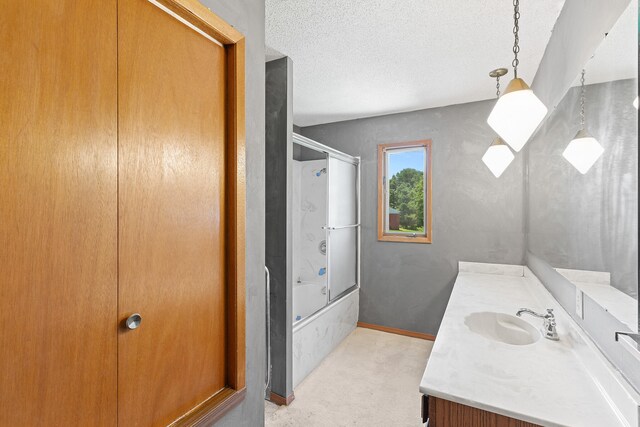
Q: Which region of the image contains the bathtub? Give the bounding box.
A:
[292,287,359,388]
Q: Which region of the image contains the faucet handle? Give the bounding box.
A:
[543,309,560,341]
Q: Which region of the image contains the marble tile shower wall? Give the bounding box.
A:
[292,159,328,287]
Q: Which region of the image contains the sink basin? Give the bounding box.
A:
[465,312,540,345]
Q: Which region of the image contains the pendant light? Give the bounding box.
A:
[487,0,547,152]
[483,68,515,178]
[562,69,604,174]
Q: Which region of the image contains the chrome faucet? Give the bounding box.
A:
[516,308,559,341]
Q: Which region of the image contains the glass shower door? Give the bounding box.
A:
[326,155,358,301]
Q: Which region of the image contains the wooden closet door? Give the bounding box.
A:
[0,1,118,426]
[117,1,228,425]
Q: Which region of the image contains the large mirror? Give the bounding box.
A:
[526,0,638,333]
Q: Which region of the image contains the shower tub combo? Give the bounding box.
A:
[291,133,360,388]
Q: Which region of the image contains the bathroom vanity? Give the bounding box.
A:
[420,262,640,427]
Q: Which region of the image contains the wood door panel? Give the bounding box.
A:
[0,1,118,425]
[117,1,227,425]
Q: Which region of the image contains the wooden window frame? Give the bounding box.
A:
[377,140,432,244]
[151,1,246,425]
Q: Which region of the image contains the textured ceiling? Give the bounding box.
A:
[577,0,637,87]
[266,0,565,126]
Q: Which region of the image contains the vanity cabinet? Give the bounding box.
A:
[423,396,541,427]
[0,0,245,425]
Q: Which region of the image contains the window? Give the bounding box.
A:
[377,140,432,243]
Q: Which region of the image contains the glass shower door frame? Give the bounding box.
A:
[325,153,360,303]
[291,132,360,328]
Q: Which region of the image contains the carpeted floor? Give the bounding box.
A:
[265,327,434,426]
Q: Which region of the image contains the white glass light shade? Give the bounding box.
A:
[562,130,604,174]
[487,78,548,152]
[482,138,515,178]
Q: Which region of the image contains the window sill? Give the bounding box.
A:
[378,234,432,244]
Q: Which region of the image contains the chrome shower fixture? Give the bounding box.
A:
[319,240,327,255]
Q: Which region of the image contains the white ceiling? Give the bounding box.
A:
[266,0,566,127]
[574,0,637,87]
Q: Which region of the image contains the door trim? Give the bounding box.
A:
[148,0,246,424]
[152,0,243,44]
[170,388,247,427]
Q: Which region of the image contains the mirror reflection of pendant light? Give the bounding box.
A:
[487,0,547,152]
[562,69,604,174]
[483,68,515,178]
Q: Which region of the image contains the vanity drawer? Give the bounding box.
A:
[426,396,541,427]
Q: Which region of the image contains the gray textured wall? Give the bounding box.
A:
[301,99,526,335]
[527,79,638,298]
[265,57,294,399]
[198,1,265,426]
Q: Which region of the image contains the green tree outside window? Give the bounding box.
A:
[388,168,424,232]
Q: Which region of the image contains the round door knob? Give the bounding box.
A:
[125,313,142,330]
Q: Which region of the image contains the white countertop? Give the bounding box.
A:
[420,262,638,427]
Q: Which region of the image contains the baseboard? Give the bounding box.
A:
[269,391,295,406]
[357,322,436,341]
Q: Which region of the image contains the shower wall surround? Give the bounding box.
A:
[292,160,327,285]
[292,159,328,321]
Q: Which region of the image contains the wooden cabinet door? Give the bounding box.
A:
[117,1,231,425]
[0,1,118,425]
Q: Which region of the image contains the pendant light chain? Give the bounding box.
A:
[512,0,520,78]
[496,75,501,98]
[580,69,586,129]
[488,0,548,153]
